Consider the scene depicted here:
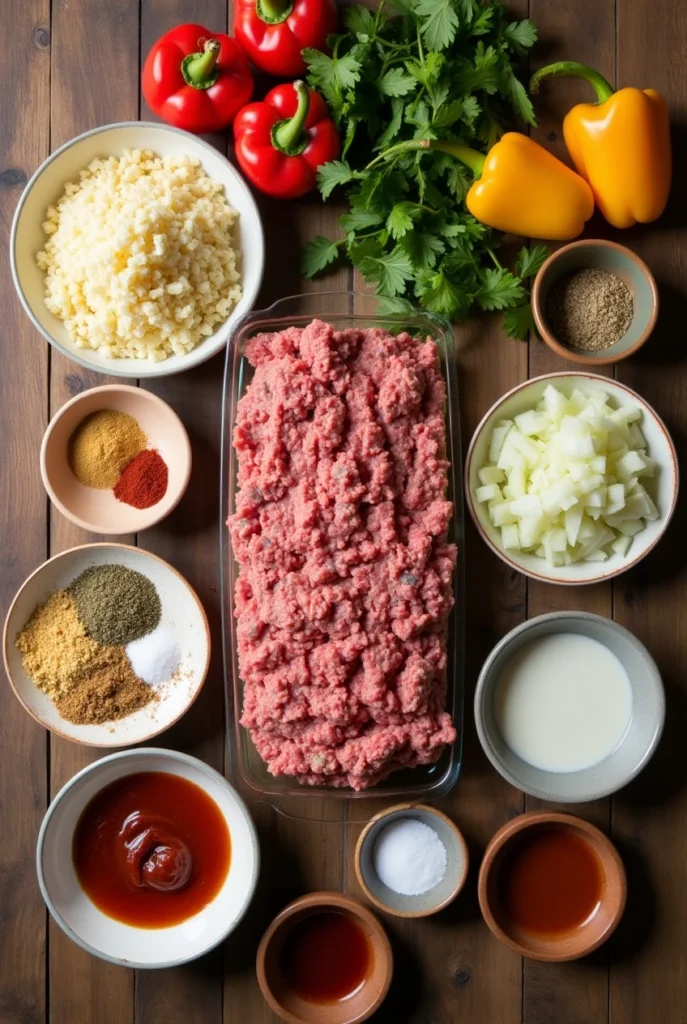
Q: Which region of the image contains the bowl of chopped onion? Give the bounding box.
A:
[465,373,678,585]
[11,121,264,378]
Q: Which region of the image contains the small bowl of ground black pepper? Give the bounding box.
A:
[2,543,210,746]
[532,240,658,366]
[40,384,192,535]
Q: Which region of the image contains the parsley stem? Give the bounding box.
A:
[487,248,503,271]
[416,25,424,64]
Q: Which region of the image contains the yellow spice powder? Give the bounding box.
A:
[68,409,147,489]
[15,589,101,697]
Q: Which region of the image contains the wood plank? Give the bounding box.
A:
[611,1,687,1022]
[47,1,140,1022]
[0,3,51,1023]
[525,2,616,1021]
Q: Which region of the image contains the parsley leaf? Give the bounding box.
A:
[420,271,471,317]
[303,49,362,113]
[503,302,536,340]
[340,208,385,234]
[301,237,341,278]
[375,97,405,149]
[416,0,459,51]
[500,64,536,126]
[504,19,538,53]
[402,231,445,268]
[379,69,416,97]
[386,202,418,239]
[515,244,549,280]
[358,246,416,295]
[342,5,376,40]
[476,269,526,311]
[317,160,357,198]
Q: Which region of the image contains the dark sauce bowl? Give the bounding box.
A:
[478,812,626,962]
[256,892,393,1024]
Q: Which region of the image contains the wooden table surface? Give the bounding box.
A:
[2,1,687,1022]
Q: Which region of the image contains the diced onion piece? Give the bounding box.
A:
[474,385,661,566]
[476,483,502,503]
[501,524,520,550]
[478,466,505,486]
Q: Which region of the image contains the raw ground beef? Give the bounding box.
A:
[228,318,457,790]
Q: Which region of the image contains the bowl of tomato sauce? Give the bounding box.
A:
[36,748,260,967]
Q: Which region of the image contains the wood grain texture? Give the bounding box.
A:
[47,2,139,1022]
[611,2,687,1023]
[524,3,615,1018]
[4,1,687,1022]
[0,3,50,1022]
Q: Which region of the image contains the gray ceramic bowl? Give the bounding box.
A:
[354,803,469,918]
[474,612,664,802]
[532,240,658,366]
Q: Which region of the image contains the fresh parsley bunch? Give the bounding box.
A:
[302,0,547,338]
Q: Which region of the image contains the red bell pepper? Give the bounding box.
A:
[234,0,337,77]
[234,81,340,199]
[142,23,254,134]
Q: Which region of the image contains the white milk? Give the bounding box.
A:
[494,633,633,773]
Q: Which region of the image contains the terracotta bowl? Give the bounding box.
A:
[478,812,626,962]
[354,802,469,918]
[256,892,393,1024]
[41,384,191,534]
[532,239,658,366]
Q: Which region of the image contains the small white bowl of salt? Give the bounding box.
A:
[355,803,469,918]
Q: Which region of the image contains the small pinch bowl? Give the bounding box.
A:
[11,121,264,378]
[474,612,665,803]
[354,802,469,918]
[37,748,260,968]
[41,384,192,534]
[532,239,658,366]
[465,372,679,585]
[256,892,393,1024]
[3,543,210,746]
[478,811,626,962]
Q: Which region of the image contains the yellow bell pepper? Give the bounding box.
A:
[367,132,594,240]
[531,62,672,229]
[442,133,594,240]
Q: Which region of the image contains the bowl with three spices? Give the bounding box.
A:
[3,543,210,745]
[532,239,658,366]
[41,384,192,534]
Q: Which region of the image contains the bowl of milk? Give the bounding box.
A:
[474,612,665,802]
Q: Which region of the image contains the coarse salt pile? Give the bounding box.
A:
[126,624,181,686]
[37,149,242,361]
[373,817,447,896]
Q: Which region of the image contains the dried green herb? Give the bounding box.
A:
[70,564,161,646]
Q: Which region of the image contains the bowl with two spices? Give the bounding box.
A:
[3,543,210,745]
[41,385,191,534]
[532,239,658,365]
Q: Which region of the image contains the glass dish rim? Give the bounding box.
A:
[219,291,464,803]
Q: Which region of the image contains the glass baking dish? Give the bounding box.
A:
[220,292,464,802]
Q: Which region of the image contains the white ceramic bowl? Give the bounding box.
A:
[37,748,260,967]
[11,121,264,378]
[3,543,210,745]
[465,373,679,584]
[474,612,665,802]
[41,385,192,534]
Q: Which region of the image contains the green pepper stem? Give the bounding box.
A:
[182,39,221,90]
[530,61,615,104]
[272,81,310,155]
[366,138,486,177]
[257,0,294,25]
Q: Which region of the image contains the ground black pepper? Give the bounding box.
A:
[546,267,634,351]
[69,564,161,646]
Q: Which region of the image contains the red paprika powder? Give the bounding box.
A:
[114,450,168,509]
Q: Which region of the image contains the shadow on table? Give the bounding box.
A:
[615,676,687,809]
